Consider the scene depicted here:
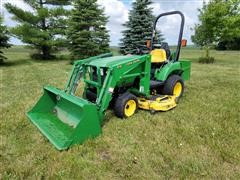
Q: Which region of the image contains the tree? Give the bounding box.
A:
[0,15,11,63]
[120,0,164,54]
[5,0,71,59]
[154,30,165,45]
[192,0,240,50]
[67,0,110,60]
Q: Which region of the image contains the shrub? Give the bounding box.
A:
[198,46,215,64]
[198,56,215,63]
[30,53,56,60]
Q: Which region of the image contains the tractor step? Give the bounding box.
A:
[150,80,164,89]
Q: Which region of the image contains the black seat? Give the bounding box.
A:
[161,42,171,60]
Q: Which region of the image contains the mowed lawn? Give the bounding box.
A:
[0,47,239,179]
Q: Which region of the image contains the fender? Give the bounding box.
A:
[154,62,182,81]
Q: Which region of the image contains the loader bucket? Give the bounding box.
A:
[26,86,102,150]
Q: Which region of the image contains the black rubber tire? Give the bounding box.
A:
[114,92,138,118]
[163,75,184,98]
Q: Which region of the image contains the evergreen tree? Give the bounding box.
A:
[0,15,11,63]
[120,0,164,54]
[68,0,110,60]
[154,30,165,45]
[5,0,71,59]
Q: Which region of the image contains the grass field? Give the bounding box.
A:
[1,46,240,179]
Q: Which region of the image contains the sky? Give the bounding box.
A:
[0,0,209,46]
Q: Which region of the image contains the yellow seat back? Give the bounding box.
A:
[150,49,167,63]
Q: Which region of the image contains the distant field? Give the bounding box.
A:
[0,46,239,179]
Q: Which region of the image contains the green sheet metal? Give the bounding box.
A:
[154,59,191,81]
[87,55,141,67]
[27,86,101,150]
[179,60,191,80]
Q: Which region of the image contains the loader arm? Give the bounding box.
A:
[65,53,113,94]
[95,55,151,122]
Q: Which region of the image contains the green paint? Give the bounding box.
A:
[27,86,101,150]
[155,59,191,81]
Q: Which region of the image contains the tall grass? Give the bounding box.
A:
[0,46,239,179]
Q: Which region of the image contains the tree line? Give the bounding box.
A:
[192,0,240,50]
[0,0,111,62]
[0,0,239,63]
[1,0,163,63]
[0,16,11,63]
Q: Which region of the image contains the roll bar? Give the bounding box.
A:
[150,11,185,62]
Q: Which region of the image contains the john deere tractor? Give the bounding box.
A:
[27,11,191,150]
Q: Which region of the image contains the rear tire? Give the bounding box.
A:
[163,75,184,98]
[114,92,138,118]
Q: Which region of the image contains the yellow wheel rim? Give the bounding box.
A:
[173,82,182,97]
[124,100,136,117]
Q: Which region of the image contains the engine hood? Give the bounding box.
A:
[86,55,143,68]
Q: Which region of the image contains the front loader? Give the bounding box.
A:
[27,11,191,150]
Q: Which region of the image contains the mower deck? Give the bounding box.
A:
[138,95,177,113]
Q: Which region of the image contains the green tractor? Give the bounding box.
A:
[27,11,191,150]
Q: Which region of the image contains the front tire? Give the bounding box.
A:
[114,92,138,118]
[163,75,184,98]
